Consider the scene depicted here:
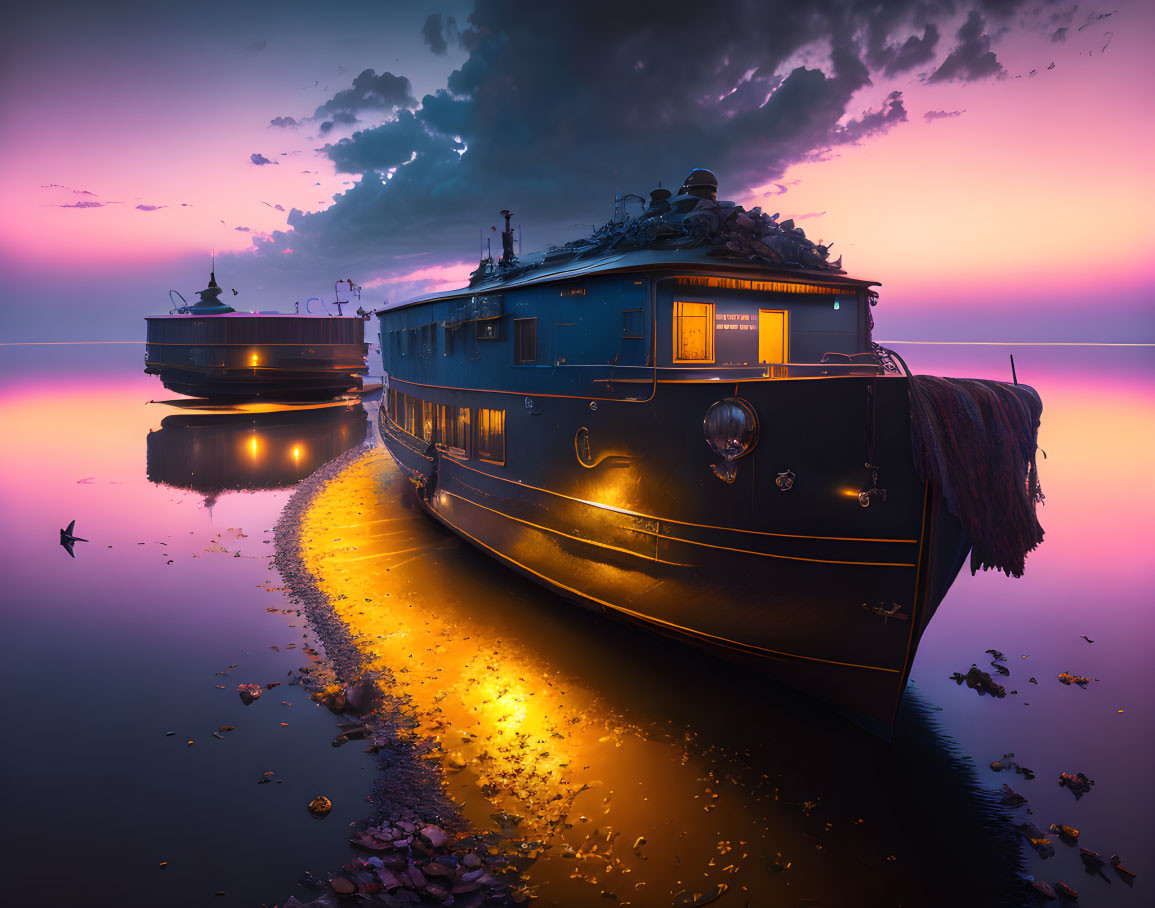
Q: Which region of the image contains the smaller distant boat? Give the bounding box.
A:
[145,271,369,401]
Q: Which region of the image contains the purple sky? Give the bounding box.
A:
[0,1,1151,342]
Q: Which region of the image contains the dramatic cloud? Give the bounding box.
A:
[239,0,1063,290]
[869,24,940,77]
[928,11,1006,83]
[250,153,277,165]
[1051,26,1068,42]
[311,69,415,128]
[269,116,299,128]
[924,108,966,122]
[135,204,167,211]
[422,13,449,55]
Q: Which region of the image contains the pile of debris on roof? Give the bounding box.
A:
[469,168,843,287]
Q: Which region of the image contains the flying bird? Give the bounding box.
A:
[60,519,88,557]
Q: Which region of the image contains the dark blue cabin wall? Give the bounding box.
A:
[376,274,651,394]
[655,285,864,366]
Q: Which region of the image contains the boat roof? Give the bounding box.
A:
[145,313,363,320]
[377,248,878,315]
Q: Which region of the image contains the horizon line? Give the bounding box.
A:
[1,339,1152,348]
[876,341,1155,347]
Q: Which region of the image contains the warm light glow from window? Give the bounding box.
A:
[676,276,844,295]
[292,446,301,462]
[673,300,714,363]
[250,353,259,366]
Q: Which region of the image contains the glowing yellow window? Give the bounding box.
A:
[758,309,789,364]
[476,408,505,464]
[674,301,714,363]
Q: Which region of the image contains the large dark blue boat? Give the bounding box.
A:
[374,170,1043,735]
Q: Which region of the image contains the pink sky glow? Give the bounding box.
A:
[0,2,1151,342]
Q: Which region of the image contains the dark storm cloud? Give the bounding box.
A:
[422,13,448,55]
[250,153,277,165]
[835,90,907,144]
[924,108,966,121]
[928,11,1006,83]
[869,25,940,77]
[1051,26,1068,41]
[311,69,415,126]
[269,116,299,128]
[244,0,1063,284]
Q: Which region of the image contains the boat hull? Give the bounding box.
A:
[377,373,971,735]
[144,315,367,401]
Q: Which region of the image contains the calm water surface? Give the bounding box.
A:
[1,341,1151,907]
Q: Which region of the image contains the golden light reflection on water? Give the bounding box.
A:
[298,450,980,906]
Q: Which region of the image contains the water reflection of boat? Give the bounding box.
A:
[144,272,369,401]
[374,169,1045,736]
[146,402,367,500]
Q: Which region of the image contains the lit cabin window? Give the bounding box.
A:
[455,406,471,456]
[673,301,714,363]
[404,394,418,437]
[422,400,435,443]
[514,318,537,364]
[436,404,470,455]
[476,408,505,464]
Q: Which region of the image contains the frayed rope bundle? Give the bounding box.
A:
[908,376,1044,577]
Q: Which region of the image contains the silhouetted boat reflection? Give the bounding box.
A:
[146,402,367,500]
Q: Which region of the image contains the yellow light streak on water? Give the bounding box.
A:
[297,450,1008,906]
[297,451,796,904]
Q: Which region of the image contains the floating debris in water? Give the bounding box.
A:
[1058,772,1094,799]
[990,752,1035,779]
[672,883,728,906]
[1017,822,1055,858]
[1001,784,1028,807]
[1049,823,1079,843]
[308,795,332,818]
[236,683,263,705]
[1110,854,1137,884]
[1058,672,1096,687]
[1079,848,1110,880]
[949,664,1006,697]
[1055,880,1079,900]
